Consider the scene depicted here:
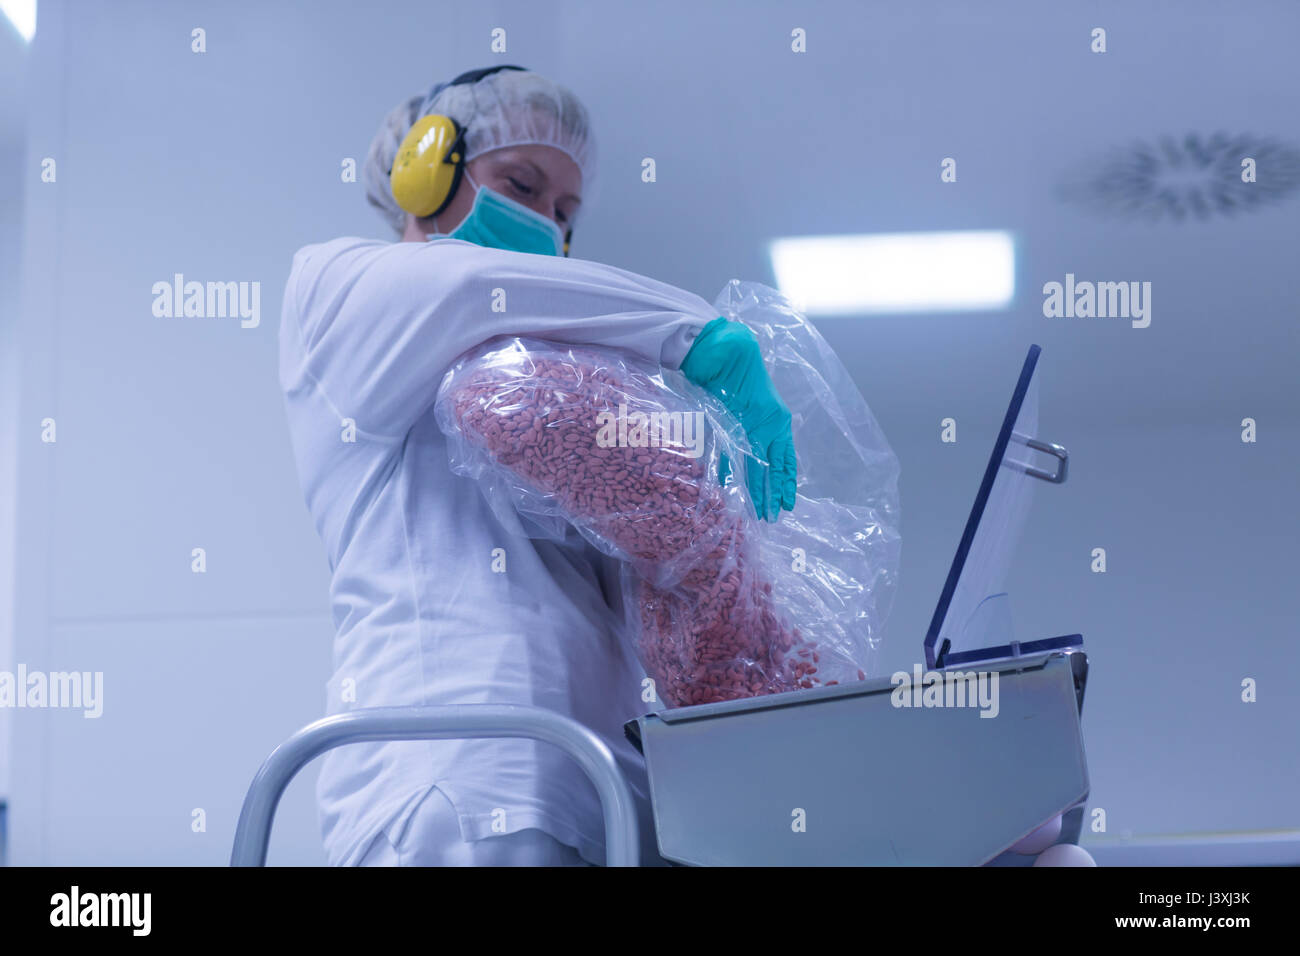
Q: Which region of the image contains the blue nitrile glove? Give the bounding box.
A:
[680,317,797,521]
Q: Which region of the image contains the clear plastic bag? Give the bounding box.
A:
[433,280,901,708]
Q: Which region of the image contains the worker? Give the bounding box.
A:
[278,65,796,866]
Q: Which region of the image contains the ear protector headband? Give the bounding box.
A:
[388,64,574,255]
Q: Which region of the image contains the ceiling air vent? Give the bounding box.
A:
[1058,132,1300,221]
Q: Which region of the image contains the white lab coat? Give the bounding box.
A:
[278,236,714,866]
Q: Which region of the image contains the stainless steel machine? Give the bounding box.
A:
[233,345,1089,867]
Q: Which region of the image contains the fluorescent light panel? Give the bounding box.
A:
[0,0,35,42]
[769,230,1015,315]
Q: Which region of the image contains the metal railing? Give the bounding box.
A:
[231,704,640,866]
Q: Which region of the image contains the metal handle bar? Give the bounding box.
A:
[230,705,639,867]
[1007,432,1069,484]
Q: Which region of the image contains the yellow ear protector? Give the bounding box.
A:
[389,64,573,256]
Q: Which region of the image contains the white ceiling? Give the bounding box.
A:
[547,0,1300,434]
[6,0,1299,438]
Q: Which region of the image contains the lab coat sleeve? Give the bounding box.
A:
[288,238,714,441]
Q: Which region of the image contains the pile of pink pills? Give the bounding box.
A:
[442,343,840,708]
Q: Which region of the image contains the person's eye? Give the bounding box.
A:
[507,177,533,196]
[555,208,569,225]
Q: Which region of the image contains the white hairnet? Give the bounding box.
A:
[363,69,598,235]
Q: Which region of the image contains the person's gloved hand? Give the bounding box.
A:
[680,317,797,521]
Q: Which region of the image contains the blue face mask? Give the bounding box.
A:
[428,172,565,257]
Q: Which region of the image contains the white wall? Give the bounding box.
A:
[0,11,31,807]
[0,143,21,808]
[10,1,341,864]
[880,418,1300,849]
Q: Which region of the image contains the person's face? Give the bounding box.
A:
[404,142,583,242]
